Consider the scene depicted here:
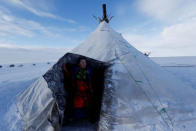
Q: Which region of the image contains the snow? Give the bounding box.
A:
[151,56,196,67]
[152,57,196,89]
[0,22,196,130]
[0,59,195,131]
[0,63,54,83]
[0,62,53,131]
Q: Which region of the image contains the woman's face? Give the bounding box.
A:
[79,59,87,69]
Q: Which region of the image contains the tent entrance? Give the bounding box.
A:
[62,55,109,130]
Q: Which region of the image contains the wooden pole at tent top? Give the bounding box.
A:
[102,4,109,23]
[93,4,113,23]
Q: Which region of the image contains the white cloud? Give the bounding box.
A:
[123,18,196,57]
[0,46,70,64]
[0,43,16,48]
[120,0,196,57]
[137,0,196,22]
[3,0,76,24]
[0,24,34,37]
[161,19,196,48]
[0,38,72,52]
[0,7,89,39]
[0,8,87,48]
[0,10,34,37]
[0,38,71,64]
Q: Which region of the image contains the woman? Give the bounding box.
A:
[72,58,93,119]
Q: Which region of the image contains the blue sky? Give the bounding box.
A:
[0,0,196,57]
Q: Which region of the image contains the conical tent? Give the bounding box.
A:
[9,22,196,131]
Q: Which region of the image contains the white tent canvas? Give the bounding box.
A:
[8,22,196,131]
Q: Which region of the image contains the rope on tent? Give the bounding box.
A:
[131,54,174,129]
[114,48,174,130]
[117,39,174,129]
[114,42,175,127]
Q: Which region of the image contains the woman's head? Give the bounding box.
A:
[78,57,87,69]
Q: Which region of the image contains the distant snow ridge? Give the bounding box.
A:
[6,22,196,131]
[152,56,196,67]
[0,47,68,64]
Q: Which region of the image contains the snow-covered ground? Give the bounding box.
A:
[0,62,54,130]
[152,56,196,90]
[0,56,195,130]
